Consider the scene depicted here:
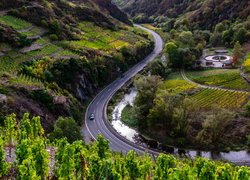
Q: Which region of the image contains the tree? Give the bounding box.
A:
[134,75,163,129]
[196,107,234,146]
[50,117,82,143]
[146,59,170,79]
[147,93,194,137]
[178,31,195,47]
[234,27,248,44]
[165,42,179,67]
[214,23,225,33]
[232,41,243,65]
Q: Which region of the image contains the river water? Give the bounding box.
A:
[111,88,250,165]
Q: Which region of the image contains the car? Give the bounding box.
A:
[89,113,95,120]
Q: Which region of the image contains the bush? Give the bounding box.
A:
[30,89,54,111]
[49,34,58,41]
[50,117,82,143]
[18,34,31,47]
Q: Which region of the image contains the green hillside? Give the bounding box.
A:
[0,0,153,132]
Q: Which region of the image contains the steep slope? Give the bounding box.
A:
[1,0,131,40]
[113,0,250,29]
[0,0,153,132]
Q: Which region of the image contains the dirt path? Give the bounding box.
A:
[181,69,249,94]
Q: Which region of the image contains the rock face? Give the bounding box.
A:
[0,94,7,104]
[53,96,67,105]
[0,23,20,47]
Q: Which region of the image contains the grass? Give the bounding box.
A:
[0,15,32,30]
[187,69,249,91]
[158,79,197,95]
[56,50,79,57]
[166,71,183,80]
[35,38,50,46]
[21,27,43,37]
[121,104,138,128]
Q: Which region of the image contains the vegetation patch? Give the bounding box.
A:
[0,15,32,30]
[187,69,250,91]
[121,104,138,128]
[243,53,250,73]
[191,89,249,109]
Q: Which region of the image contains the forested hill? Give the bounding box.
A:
[113,0,250,29]
[0,0,153,133]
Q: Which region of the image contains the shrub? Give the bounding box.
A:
[30,89,54,111]
[49,34,58,41]
[50,117,82,143]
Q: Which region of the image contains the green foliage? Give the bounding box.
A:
[121,104,138,127]
[49,34,58,41]
[30,89,54,110]
[146,58,171,79]
[190,88,249,109]
[0,113,250,178]
[187,69,249,91]
[232,41,243,64]
[148,93,194,137]
[96,134,110,159]
[18,34,32,47]
[134,75,163,129]
[125,151,140,179]
[0,136,9,177]
[50,117,82,143]
[0,15,32,30]
[196,107,234,146]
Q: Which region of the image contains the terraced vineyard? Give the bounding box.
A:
[186,69,249,91]
[163,71,250,109]
[0,15,32,30]
[190,89,249,109]
[66,22,149,53]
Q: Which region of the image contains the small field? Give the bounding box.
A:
[190,89,249,109]
[65,22,149,54]
[162,71,250,109]
[186,69,249,91]
[0,15,32,30]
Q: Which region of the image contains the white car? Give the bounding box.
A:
[89,113,95,120]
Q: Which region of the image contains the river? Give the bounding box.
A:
[111,88,250,165]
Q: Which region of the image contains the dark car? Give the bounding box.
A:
[89,113,95,120]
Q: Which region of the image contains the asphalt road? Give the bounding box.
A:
[83,25,163,154]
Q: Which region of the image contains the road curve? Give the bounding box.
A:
[83,25,163,154]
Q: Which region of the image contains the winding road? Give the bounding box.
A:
[83,25,163,154]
